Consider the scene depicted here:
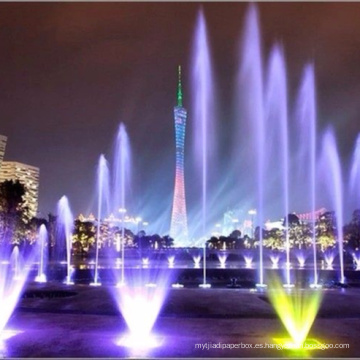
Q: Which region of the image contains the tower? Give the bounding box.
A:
[170,66,188,243]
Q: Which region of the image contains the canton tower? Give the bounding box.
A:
[170,66,188,243]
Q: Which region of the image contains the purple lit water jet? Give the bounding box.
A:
[91,155,110,286]
[35,224,47,283]
[57,196,74,285]
[239,4,266,287]
[321,129,345,283]
[265,44,291,286]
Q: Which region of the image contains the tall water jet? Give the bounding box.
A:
[296,64,319,287]
[350,134,360,202]
[239,4,266,287]
[57,196,74,285]
[92,155,110,286]
[0,246,33,341]
[35,224,47,283]
[265,44,291,287]
[114,123,131,285]
[192,9,215,238]
[321,128,345,284]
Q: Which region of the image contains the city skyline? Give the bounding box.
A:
[1,3,360,235]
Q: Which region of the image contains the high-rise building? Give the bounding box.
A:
[0,161,40,218]
[170,66,188,243]
[0,135,7,170]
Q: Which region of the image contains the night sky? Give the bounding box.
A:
[1,3,360,235]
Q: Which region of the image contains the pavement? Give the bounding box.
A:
[1,282,360,358]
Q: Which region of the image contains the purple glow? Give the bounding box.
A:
[167,256,175,268]
[239,4,265,285]
[265,44,290,285]
[192,9,215,237]
[296,64,318,285]
[0,247,34,334]
[218,254,227,268]
[35,224,47,283]
[92,155,110,286]
[321,129,345,283]
[57,196,74,285]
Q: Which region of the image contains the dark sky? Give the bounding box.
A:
[1,2,360,234]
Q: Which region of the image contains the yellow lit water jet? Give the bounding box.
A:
[268,275,323,348]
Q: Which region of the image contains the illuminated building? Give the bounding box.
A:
[170,66,188,243]
[0,135,7,169]
[0,161,39,218]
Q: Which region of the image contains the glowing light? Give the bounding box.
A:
[199,283,211,288]
[142,258,149,267]
[171,283,184,288]
[218,254,227,268]
[167,256,175,268]
[117,286,166,347]
[324,252,334,270]
[353,253,360,270]
[270,255,280,269]
[34,274,47,283]
[170,66,189,244]
[117,333,162,349]
[244,255,253,268]
[193,255,201,268]
[268,276,323,348]
[273,337,324,351]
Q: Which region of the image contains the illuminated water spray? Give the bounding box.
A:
[192,9,215,238]
[0,246,34,348]
[297,65,319,287]
[268,275,323,349]
[57,196,74,285]
[321,129,345,284]
[91,155,110,286]
[114,123,131,285]
[265,44,291,286]
[240,5,265,287]
[35,224,47,283]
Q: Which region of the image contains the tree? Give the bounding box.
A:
[344,209,360,251]
[72,219,95,254]
[0,180,29,245]
[316,211,336,251]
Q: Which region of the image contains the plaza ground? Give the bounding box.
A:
[2,282,360,358]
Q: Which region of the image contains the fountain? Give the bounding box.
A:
[270,254,280,269]
[320,129,345,284]
[244,255,253,269]
[265,44,291,287]
[113,123,131,286]
[323,250,335,270]
[296,65,319,288]
[193,255,201,268]
[192,9,215,239]
[218,254,227,268]
[239,4,266,288]
[91,155,110,287]
[167,256,175,268]
[57,196,74,285]
[0,245,34,345]
[35,224,47,283]
[268,275,323,349]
